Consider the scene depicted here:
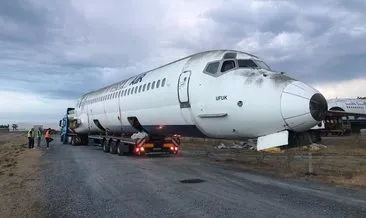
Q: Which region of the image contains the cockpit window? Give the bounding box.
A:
[205,62,219,74]
[238,59,271,71]
[221,60,235,72]
[254,60,271,70]
[238,59,258,68]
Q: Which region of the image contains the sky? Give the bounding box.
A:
[0,0,366,124]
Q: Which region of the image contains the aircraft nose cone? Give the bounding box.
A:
[309,93,328,121]
[281,81,328,132]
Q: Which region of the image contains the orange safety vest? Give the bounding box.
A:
[45,130,51,138]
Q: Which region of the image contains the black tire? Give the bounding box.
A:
[103,140,110,152]
[117,141,124,156]
[110,140,117,154]
[71,136,76,146]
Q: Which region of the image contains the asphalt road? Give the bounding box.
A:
[39,139,366,218]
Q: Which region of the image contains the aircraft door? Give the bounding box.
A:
[178,70,191,108]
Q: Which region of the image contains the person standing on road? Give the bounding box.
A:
[27,128,35,149]
[36,128,42,147]
[45,128,53,149]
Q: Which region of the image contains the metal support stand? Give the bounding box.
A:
[305,132,315,176]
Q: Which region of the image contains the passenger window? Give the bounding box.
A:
[152,81,156,89]
[143,84,146,91]
[157,80,160,88]
[162,78,166,87]
[221,60,236,72]
[134,86,138,94]
[139,85,142,93]
[147,82,151,90]
[205,62,220,74]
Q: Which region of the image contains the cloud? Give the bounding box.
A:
[0,90,75,123]
[0,0,365,123]
[313,78,366,99]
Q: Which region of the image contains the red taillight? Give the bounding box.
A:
[174,147,178,151]
[135,147,140,152]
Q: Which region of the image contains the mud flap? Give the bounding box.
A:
[257,130,289,150]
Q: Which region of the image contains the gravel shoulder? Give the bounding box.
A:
[0,132,43,217]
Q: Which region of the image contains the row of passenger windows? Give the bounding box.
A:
[79,78,166,107]
[346,106,364,109]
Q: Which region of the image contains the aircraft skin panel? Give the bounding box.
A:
[72,49,326,141]
[190,69,291,138]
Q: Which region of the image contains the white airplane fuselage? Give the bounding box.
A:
[327,98,366,115]
[72,50,327,147]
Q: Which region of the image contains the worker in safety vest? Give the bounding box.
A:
[36,128,42,147]
[27,128,35,149]
[45,128,53,149]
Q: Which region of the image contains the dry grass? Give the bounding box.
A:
[0,132,43,217]
[180,135,366,188]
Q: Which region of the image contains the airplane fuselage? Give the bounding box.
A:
[328,98,366,116]
[72,50,327,144]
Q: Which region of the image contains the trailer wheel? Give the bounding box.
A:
[117,141,124,156]
[71,136,76,146]
[110,140,117,154]
[103,140,110,152]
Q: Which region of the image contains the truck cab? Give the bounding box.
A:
[59,107,75,144]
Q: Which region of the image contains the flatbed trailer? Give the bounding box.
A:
[88,134,180,156]
[60,109,180,156]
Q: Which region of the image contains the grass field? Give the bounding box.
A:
[180,135,366,188]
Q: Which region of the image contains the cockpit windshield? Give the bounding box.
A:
[254,60,271,71]
[237,59,271,71]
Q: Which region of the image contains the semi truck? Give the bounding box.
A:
[59,108,180,156]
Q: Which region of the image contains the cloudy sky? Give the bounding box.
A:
[0,0,366,124]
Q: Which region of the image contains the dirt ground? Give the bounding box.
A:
[0,132,43,218]
[180,134,366,189]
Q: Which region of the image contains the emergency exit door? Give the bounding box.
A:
[178,70,191,108]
